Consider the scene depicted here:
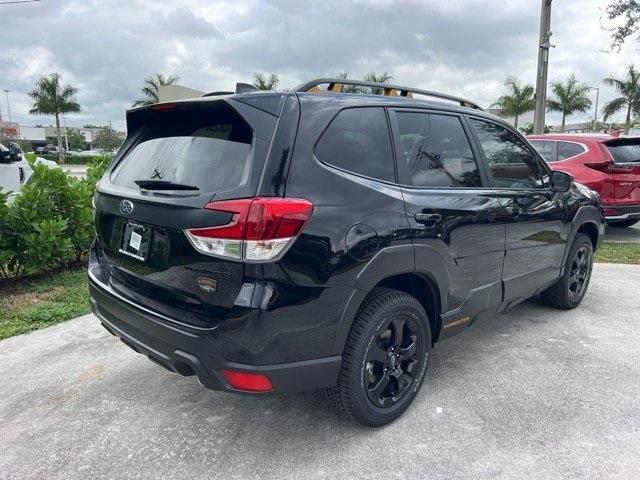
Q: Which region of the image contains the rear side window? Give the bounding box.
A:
[469,118,549,189]
[111,103,252,192]
[605,138,640,163]
[396,112,481,187]
[529,140,557,163]
[315,107,394,182]
[557,141,585,160]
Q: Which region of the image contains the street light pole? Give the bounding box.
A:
[533,0,553,135]
[4,89,12,123]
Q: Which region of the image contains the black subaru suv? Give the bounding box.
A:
[89,78,604,426]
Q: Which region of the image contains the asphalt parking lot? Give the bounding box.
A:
[1,263,639,480]
[605,223,640,243]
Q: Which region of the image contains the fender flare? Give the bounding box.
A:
[562,204,604,268]
[331,244,450,354]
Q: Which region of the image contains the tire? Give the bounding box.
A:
[607,219,639,228]
[540,233,594,310]
[326,288,431,427]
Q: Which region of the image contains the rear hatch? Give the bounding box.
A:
[92,98,279,329]
[602,137,640,205]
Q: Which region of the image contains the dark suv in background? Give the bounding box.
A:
[89,78,604,426]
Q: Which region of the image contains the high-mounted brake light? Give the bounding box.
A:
[184,197,313,262]
[151,103,177,111]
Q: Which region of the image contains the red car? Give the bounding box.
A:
[527,134,640,228]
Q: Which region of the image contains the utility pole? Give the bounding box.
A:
[62,115,69,151]
[591,87,599,132]
[533,0,553,134]
[4,89,12,123]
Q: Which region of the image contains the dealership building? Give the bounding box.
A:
[0,122,125,150]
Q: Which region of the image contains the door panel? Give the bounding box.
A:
[467,116,568,304]
[403,189,506,316]
[390,110,506,329]
[498,191,567,302]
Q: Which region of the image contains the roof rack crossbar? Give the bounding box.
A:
[293,77,482,110]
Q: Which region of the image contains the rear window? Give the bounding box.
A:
[605,138,640,163]
[111,104,253,192]
[314,107,394,182]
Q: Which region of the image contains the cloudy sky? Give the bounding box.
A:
[0,0,638,130]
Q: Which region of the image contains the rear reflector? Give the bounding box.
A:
[221,369,273,392]
[603,207,619,216]
[184,197,313,262]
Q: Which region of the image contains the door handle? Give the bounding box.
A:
[414,212,442,224]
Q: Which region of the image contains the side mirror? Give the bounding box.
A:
[551,170,573,192]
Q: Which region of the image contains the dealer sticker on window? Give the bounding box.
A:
[129,231,142,251]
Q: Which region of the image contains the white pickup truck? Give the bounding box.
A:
[0,142,57,201]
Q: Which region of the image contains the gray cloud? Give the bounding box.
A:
[0,0,637,130]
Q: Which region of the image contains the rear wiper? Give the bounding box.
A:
[134,179,199,191]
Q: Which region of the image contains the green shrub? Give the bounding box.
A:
[0,155,110,279]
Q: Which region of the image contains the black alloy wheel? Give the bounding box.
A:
[568,245,591,303]
[541,232,594,309]
[364,315,424,408]
[326,288,431,426]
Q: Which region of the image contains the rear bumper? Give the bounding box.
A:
[604,204,640,221]
[89,270,341,394]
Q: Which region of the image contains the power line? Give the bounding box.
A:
[0,0,42,4]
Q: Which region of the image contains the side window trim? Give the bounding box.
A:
[465,114,553,191]
[388,108,489,189]
[312,106,399,185]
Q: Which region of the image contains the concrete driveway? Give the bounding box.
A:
[1,263,639,480]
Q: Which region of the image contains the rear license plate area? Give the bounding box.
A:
[119,222,152,261]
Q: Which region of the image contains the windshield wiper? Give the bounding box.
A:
[134,179,199,191]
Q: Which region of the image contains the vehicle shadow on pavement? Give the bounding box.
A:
[97,294,567,442]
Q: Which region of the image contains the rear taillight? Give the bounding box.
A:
[585,161,638,174]
[184,197,313,262]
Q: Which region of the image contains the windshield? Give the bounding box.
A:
[605,138,640,163]
[111,104,253,192]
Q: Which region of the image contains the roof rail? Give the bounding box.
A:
[293,77,482,110]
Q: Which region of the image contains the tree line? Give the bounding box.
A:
[492,65,640,134]
[22,60,639,166]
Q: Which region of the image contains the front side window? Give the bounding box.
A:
[469,118,549,189]
[529,140,558,163]
[315,107,394,182]
[395,112,481,188]
[557,141,585,161]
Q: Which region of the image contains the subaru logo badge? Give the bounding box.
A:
[119,199,134,215]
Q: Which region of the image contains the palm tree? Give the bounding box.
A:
[490,75,535,129]
[546,74,592,133]
[602,64,640,134]
[252,73,279,91]
[28,73,81,164]
[335,71,359,93]
[132,73,180,107]
[364,71,393,95]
